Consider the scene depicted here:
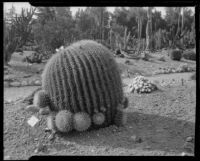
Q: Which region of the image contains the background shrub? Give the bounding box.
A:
[169,49,182,61]
[182,50,196,61]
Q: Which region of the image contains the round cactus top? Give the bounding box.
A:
[41,40,123,125]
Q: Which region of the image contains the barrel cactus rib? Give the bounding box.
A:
[42,40,124,127]
[63,50,79,113]
[92,44,120,123]
[70,46,96,115]
[70,47,95,114]
[83,47,107,111]
[80,48,102,113]
[58,53,71,110]
[54,56,64,110]
[74,54,92,114]
[82,48,111,124]
[84,43,116,124]
[49,58,59,110]
[67,48,86,113]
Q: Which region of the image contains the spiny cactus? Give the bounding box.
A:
[92,112,105,125]
[42,40,124,126]
[33,90,50,108]
[114,104,128,126]
[47,112,57,131]
[73,112,91,132]
[55,110,73,133]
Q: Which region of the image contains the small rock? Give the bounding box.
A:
[21,80,28,86]
[131,135,142,143]
[186,136,194,143]
[5,99,13,103]
[144,145,151,150]
[29,80,36,86]
[181,152,189,156]
[44,128,51,133]
[34,80,41,86]
[4,155,11,160]
[10,81,21,87]
[23,74,32,78]
[25,105,39,113]
[39,108,50,115]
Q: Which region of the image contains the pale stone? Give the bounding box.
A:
[10,81,21,87]
[21,80,28,86]
[34,80,41,86]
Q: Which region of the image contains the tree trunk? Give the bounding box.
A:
[181,7,184,45]
[146,7,153,51]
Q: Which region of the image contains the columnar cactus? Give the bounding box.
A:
[42,40,124,127]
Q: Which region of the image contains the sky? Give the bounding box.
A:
[3,2,195,18]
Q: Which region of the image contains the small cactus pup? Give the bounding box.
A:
[114,104,128,127]
[46,112,57,131]
[33,90,50,108]
[73,112,91,132]
[92,112,105,126]
[41,40,124,127]
[122,97,129,109]
[55,110,73,133]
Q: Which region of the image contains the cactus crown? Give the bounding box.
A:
[42,40,124,126]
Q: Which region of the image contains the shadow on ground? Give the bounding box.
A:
[56,111,195,154]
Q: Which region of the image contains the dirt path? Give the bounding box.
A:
[4,86,39,101]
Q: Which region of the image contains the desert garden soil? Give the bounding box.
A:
[4,52,196,158]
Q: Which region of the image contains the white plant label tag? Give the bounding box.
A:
[27,115,39,127]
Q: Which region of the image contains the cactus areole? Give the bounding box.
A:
[41,40,124,126]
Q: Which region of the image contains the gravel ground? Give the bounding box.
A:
[4,51,196,158]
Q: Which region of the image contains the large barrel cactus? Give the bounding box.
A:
[41,40,124,127]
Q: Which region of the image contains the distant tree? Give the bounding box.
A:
[146,7,153,51]
[4,7,36,65]
[32,7,75,54]
[152,10,167,31]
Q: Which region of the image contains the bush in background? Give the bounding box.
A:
[182,50,196,61]
[169,49,182,61]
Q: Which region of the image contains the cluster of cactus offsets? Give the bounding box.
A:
[41,40,124,129]
[92,112,105,125]
[55,110,73,133]
[73,112,91,132]
[47,112,57,131]
[33,90,50,108]
[114,104,128,127]
[128,76,157,94]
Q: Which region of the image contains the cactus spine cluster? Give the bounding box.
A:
[55,110,73,133]
[33,90,50,108]
[42,40,124,126]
